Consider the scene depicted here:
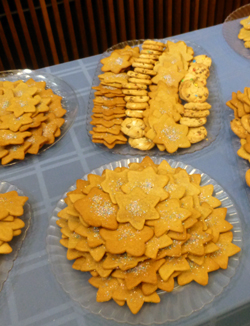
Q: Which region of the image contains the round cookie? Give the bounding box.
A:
[122,83,147,90]
[134,67,157,76]
[134,58,157,65]
[180,117,207,127]
[132,62,155,70]
[187,126,207,143]
[141,49,162,56]
[140,54,160,60]
[184,102,211,110]
[192,55,212,67]
[128,137,155,150]
[183,109,210,118]
[179,80,209,103]
[188,63,210,79]
[121,118,145,138]
[126,102,148,110]
[124,96,149,103]
[125,109,144,118]
[142,44,165,52]
[127,71,151,80]
[143,40,165,47]
[128,77,153,85]
[182,72,207,86]
[122,89,148,96]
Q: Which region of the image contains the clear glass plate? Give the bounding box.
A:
[46,157,242,325]
[223,4,250,59]
[0,181,31,292]
[86,39,222,156]
[0,69,79,166]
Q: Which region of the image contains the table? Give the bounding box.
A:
[1,22,250,326]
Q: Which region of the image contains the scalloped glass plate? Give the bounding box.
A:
[0,181,31,292]
[223,4,250,59]
[86,39,222,156]
[46,157,242,325]
[0,69,78,166]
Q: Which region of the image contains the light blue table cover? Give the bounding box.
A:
[1,21,250,326]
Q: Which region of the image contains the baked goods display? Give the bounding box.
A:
[0,190,28,254]
[226,88,250,187]
[56,156,240,315]
[0,78,66,165]
[89,40,213,153]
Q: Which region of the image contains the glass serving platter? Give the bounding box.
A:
[46,157,242,325]
[86,39,222,156]
[0,69,78,166]
[223,4,250,60]
[0,181,31,292]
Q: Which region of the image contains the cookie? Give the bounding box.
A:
[74,187,118,229]
[101,52,131,74]
[192,55,212,67]
[100,223,153,256]
[127,71,151,80]
[134,67,157,76]
[179,117,207,127]
[128,137,155,150]
[188,62,210,78]
[187,126,207,143]
[240,16,250,30]
[238,27,250,41]
[183,109,210,118]
[122,89,148,96]
[179,80,209,103]
[125,102,148,110]
[184,102,211,110]
[128,77,152,85]
[230,118,248,139]
[98,72,129,85]
[241,114,250,133]
[121,118,145,138]
[152,115,191,153]
[151,66,185,88]
[125,109,144,118]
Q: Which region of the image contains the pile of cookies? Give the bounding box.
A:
[89,45,141,148]
[90,39,212,153]
[226,88,250,187]
[56,156,240,314]
[238,16,250,48]
[0,190,28,254]
[0,79,66,165]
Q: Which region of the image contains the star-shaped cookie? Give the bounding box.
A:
[124,259,165,289]
[210,231,241,269]
[101,52,131,74]
[177,256,219,286]
[74,187,118,230]
[147,198,191,236]
[121,166,169,201]
[115,187,160,230]
[100,223,154,256]
[153,115,191,153]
